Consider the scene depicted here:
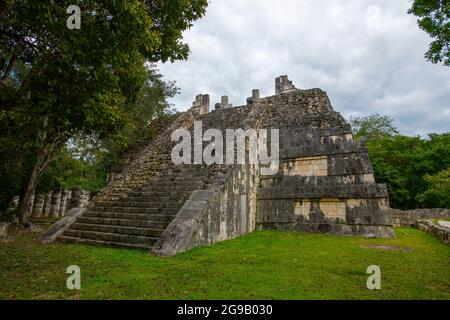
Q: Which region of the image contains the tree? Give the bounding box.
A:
[366,135,425,209]
[417,167,450,208]
[365,132,450,209]
[0,0,207,227]
[349,114,399,141]
[349,114,450,209]
[121,65,179,145]
[0,64,179,216]
[408,0,450,66]
[43,65,180,194]
[36,141,110,194]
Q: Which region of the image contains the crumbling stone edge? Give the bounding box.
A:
[151,190,214,256]
[387,208,450,227]
[152,161,258,256]
[417,220,449,245]
[40,208,86,244]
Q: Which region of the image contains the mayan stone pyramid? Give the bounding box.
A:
[48,76,394,256]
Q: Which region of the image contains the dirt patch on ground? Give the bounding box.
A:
[361,244,415,252]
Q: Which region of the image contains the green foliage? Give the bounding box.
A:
[366,135,426,209]
[350,114,450,209]
[38,65,178,194]
[19,64,178,194]
[0,0,207,217]
[350,113,399,141]
[417,167,450,208]
[120,65,179,147]
[37,145,109,193]
[367,133,450,209]
[408,0,450,66]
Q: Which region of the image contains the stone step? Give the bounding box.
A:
[77,217,170,229]
[59,163,208,250]
[63,229,158,245]
[146,172,206,178]
[70,223,165,237]
[94,201,183,209]
[149,175,207,181]
[127,191,192,197]
[84,211,177,222]
[140,182,204,188]
[141,181,204,187]
[167,168,208,174]
[88,207,180,215]
[165,175,208,180]
[123,195,191,203]
[57,236,152,250]
[139,186,201,192]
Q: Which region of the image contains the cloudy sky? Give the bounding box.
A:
[158,0,449,136]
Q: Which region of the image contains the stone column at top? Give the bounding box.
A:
[221,96,232,109]
[275,75,297,94]
[247,89,261,104]
[192,94,210,115]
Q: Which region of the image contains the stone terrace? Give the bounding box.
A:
[51,76,395,254]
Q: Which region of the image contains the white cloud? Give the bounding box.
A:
[158,0,450,135]
[366,5,382,32]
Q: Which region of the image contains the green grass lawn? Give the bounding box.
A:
[0,226,449,300]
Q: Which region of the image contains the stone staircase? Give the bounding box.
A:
[45,75,397,255]
[58,166,208,250]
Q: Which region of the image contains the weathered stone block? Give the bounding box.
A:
[45,75,396,254]
[0,222,10,238]
[189,190,214,201]
[32,193,45,218]
[177,200,208,221]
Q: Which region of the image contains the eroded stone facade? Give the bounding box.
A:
[283,156,328,177]
[50,75,395,255]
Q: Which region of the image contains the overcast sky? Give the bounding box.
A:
[158,0,449,136]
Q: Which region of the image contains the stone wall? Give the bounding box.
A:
[417,220,450,244]
[95,111,198,202]
[283,156,328,176]
[106,114,181,184]
[389,208,450,227]
[151,76,396,254]
[152,163,259,256]
[249,77,393,238]
[151,98,265,255]
[48,75,399,254]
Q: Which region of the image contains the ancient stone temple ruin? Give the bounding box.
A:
[45,76,394,255]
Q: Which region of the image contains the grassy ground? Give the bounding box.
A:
[0,226,449,300]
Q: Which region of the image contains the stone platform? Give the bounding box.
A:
[43,75,395,255]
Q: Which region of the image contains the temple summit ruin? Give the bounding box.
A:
[43,76,395,255]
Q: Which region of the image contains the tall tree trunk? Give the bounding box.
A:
[17,142,57,228]
[17,165,39,227]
